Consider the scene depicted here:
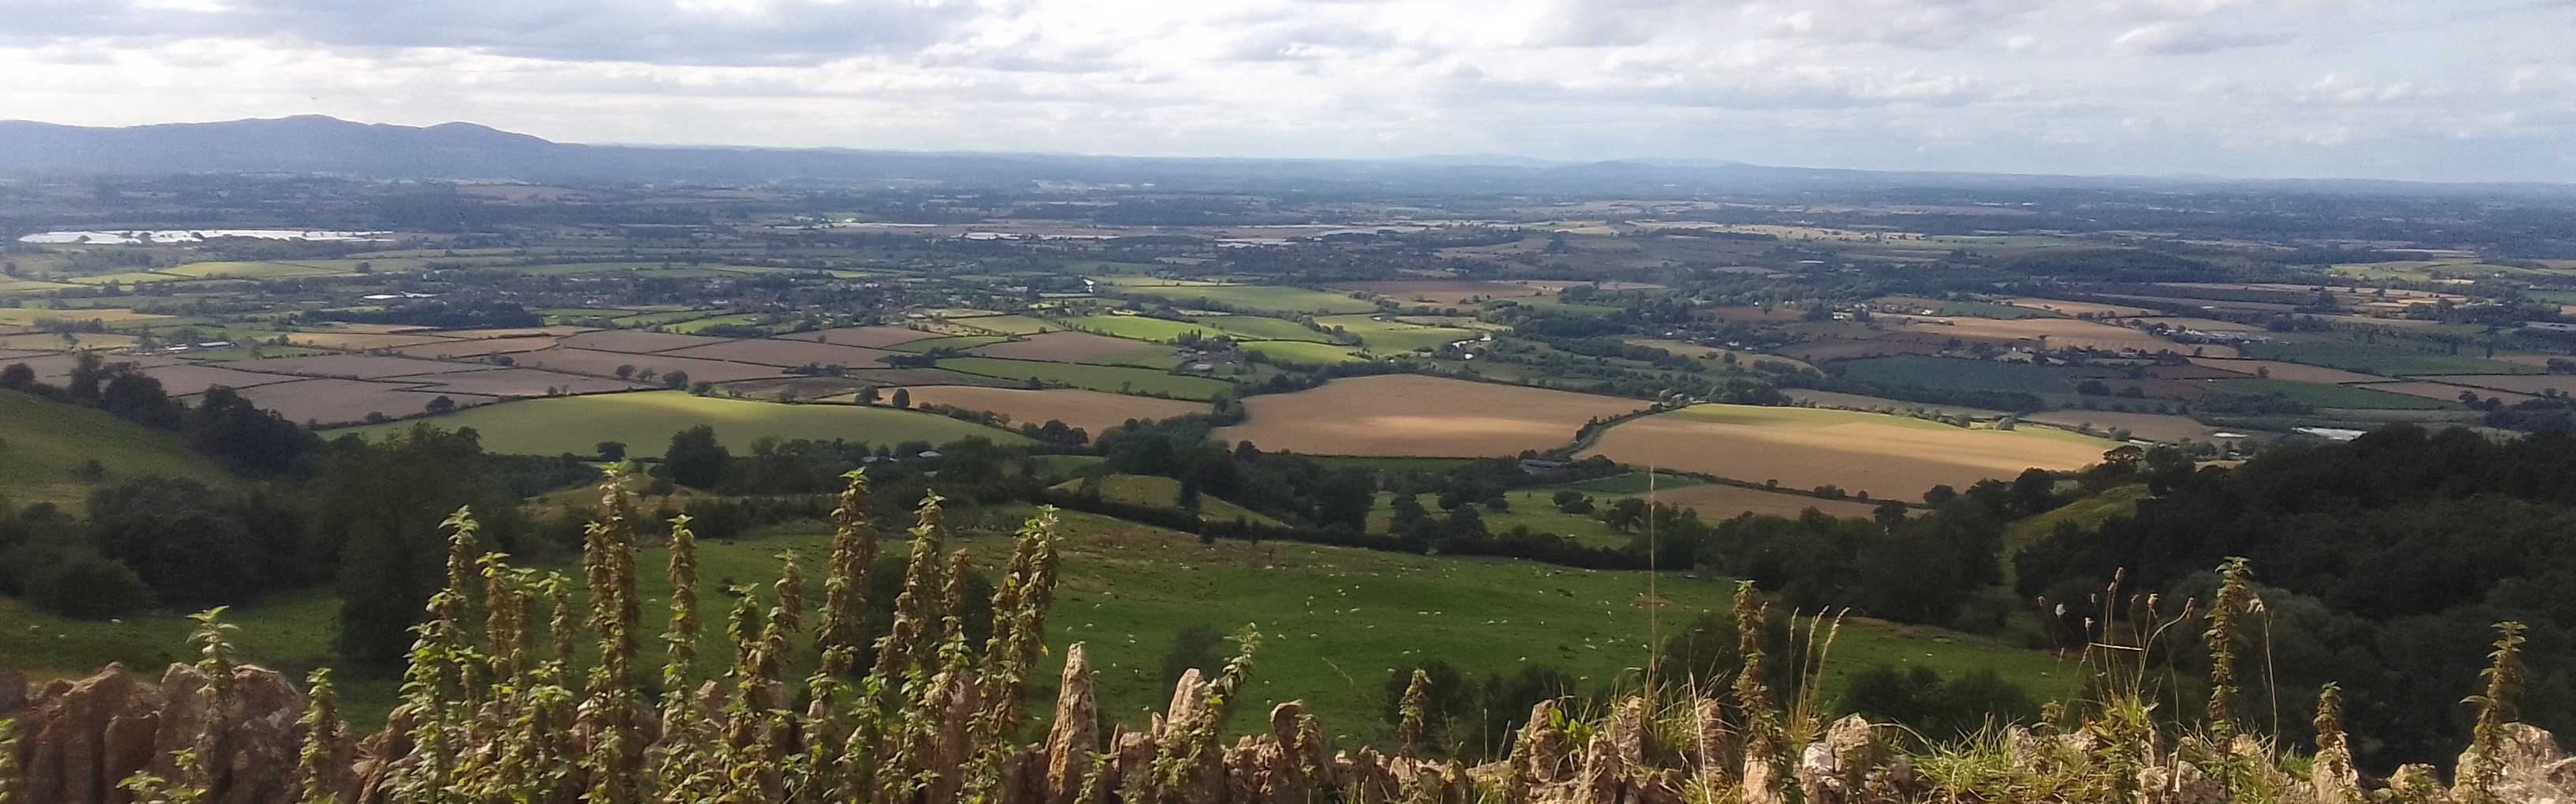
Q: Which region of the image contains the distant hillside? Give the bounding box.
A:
[0,390,231,509]
[9,115,2543,195]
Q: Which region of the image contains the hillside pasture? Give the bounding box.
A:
[970,331,1168,363]
[0,390,234,508]
[1050,475,1281,527]
[334,390,1030,454]
[936,357,1236,400]
[664,339,902,370]
[1580,404,2117,501]
[1216,375,1647,457]
[894,385,1207,433]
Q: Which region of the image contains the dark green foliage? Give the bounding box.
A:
[319,425,531,663]
[1700,501,2006,628]
[2016,425,2576,768]
[1840,665,2040,741]
[26,552,153,620]
[1160,623,1225,689]
[86,477,272,609]
[663,425,731,490]
[184,387,321,477]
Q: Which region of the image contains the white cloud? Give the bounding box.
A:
[0,0,2571,181]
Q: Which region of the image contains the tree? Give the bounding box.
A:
[890,388,911,409]
[596,441,627,462]
[1313,468,1377,530]
[87,477,267,608]
[616,364,636,380]
[1161,624,1225,689]
[1176,475,1202,513]
[318,426,525,663]
[184,386,321,478]
[857,385,881,406]
[424,396,457,415]
[26,554,152,620]
[662,370,691,390]
[664,425,731,490]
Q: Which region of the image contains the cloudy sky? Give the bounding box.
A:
[5,0,2574,182]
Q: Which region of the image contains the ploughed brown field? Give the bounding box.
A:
[1214,374,1648,457]
[1580,404,2116,502]
[778,325,936,348]
[967,331,1164,363]
[664,339,901,369]
[894,385,1207,434]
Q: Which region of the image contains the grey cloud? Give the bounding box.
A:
[0,0,977,66]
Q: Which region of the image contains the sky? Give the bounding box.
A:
[4,0,2574,182]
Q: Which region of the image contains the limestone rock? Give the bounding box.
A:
[1042,643,1100,804]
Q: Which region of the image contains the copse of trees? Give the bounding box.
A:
[2,356,322,477]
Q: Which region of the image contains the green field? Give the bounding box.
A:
[1239,340,1365,366]
[938,357,1236,400]
[2205,378,2457,410]
[1,505,2074,739]
[1314,315,1480,353]
[1060,315,1206,343]
[1050,474,1282,527]
[334,391,1031,454]
[2240,336,2538,377]
[1835,355,2113,394]
[0,390,235,509]
[1115,284,1380,315]
[1367,491,1632,549]
[613,310,723,327]
[666,314,764,333]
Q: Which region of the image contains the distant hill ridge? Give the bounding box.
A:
[2,115,2565,194]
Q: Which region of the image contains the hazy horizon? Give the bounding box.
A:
[7,1,2573,184]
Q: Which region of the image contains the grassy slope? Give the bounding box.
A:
[2004,484,2150,551]
[0,390,233,509]
[1116,284,1380,315]
[7,505,2075,742]
[333,391,1032,454]
[1048,474,1284,527]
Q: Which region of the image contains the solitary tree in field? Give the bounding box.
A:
[616,364,636,379]
[664,425,730,490]
[857,385,880,406]
[891,388,912,409]
[424,396,456,415]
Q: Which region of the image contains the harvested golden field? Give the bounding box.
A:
[782,325,935,348]
[1787,389,2000,419]
[664,339,899,369]
[1649,483,1882,520]
[2022,409,2238,445]
[2426,374,2576,396]
[894,385,1206,434]
[1580,404,2116,501]
[2187,358,2380,385]
[1886,316,2203,355]
[392,336,561,359]
[2000,298,2158,317]
[968,331,1165,363]
[1215,375,1646,457]
[1333,280,1543,304]
[2356,381,2537,406]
